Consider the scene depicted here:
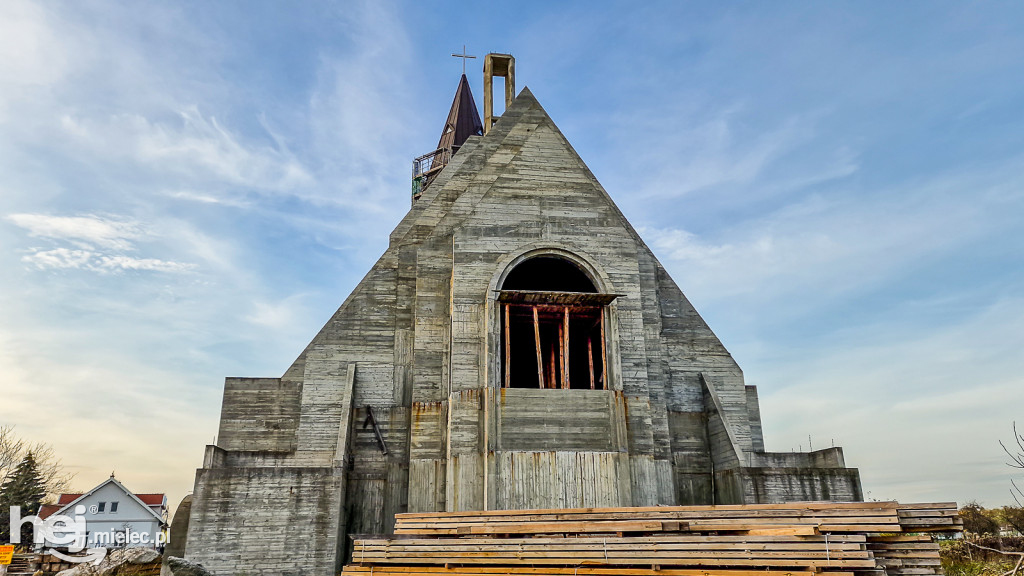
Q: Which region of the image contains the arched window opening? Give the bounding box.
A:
[498,256,616,390]
[502,257,597,292]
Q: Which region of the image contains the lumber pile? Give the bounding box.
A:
[344,502,960,576]
[394,502,908,535]
[353,534,876,569]
[866,535,943,575]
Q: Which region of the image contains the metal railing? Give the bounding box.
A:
[411,146,456,198]
[412,147,453,199]
[412,147,451,180]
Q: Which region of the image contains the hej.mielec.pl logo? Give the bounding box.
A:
[9,505,107,565]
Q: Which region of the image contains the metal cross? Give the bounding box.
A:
[451,45,477,75]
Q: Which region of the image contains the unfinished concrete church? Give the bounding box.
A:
[184,55,863,575]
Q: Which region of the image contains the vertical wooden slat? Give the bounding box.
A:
[588,337,595,390]
[504,304,511,388]
[563,307,570,389]
[333,363,357,465]
[600,310,607,390]
[548,337,557,390]
[557,315,565,389]
[533,306,544,389]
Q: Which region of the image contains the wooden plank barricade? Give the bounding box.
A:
[343,502,961,576]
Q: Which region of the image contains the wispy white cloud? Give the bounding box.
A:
[59,108,313,193]
[602,99,859,207]
[162,189,251,208]
[8,213,141,250]
[304,1,418,213]
[96,254,193,273]
[20,248,94,270]
[638,112,819,198]
[645,153,1024,310]
[8,213,194,274]
[646,227,767,267]
[245,294,312,331]
[21,248,194,273]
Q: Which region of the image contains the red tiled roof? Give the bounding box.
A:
[135,494,166,506]
[55,492,166,508]
[38,504,61,519]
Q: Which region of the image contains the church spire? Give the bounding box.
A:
[412,72,484,201]
[437,74,484,155]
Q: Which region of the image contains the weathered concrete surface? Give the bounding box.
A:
[186,464,344,575]
[164,494,191,560]
[184,87,863,576]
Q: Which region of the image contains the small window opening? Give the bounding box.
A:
[110,502,119,513]
[97,502,106,513]
[499,256,611,390]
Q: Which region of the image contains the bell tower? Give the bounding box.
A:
[483,53,515,134]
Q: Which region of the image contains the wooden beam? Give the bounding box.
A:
[563,307,570,389]
[533,306,544,389]
[588,336,595,390]
[599,311,607,390]
[345,567,843,576]
[333,363,357,466]
[504,303,511,388]
[344,567,827,572]
[548,336,557,389]
[350,535,878,568]
[396,500,906,519]
[561,311,569,387]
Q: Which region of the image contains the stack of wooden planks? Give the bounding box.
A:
[866,535,944,576]
[394,502,911,535]
[344,502,960,576]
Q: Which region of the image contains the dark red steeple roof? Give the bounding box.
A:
[437,74,483,154]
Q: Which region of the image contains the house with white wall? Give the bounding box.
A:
[39,475,168,549]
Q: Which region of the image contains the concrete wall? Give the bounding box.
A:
[164,495,191,559]
[186,466,344,576]
[218,378,300,453]
[722,467,864,503]
[493,389,620,452]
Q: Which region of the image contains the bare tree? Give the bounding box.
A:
[1001,422,1024,506]
[0,425,75,502]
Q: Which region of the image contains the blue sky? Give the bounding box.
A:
[2,0,1023,510]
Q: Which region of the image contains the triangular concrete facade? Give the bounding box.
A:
[185,88,863,576]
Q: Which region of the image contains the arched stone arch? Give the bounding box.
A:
[488,245,614,296]
[486,244,619,391]
[501,256,597,292]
